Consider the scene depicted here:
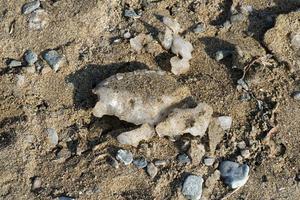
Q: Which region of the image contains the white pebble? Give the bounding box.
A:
[162,16,182,34]
[161,27,173,50]
[171,35,193,60]
[217,116,232,130]
[170,57,190,75]
[46,128,58,146]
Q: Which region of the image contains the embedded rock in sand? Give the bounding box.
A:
[93,70,191,125]
[117,124,155,147]
[155,103,213,137]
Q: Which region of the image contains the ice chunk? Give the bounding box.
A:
[155,103,213,137]
[162,16,182,34]
[170,56,190,75]
[171,35,193,60]
[93,70,191,125]
[117,123,155,147]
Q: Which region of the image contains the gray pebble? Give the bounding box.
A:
[177,153,191,165]
[43,50,63,72]
[133,157,148,169]
[292,91,300,100]
[147,162,158,178]
[193,23,205,33]
[22,0,40,15]
[215,50,231,61]
[237,141,247,149]
[219,161,250,189]
[8,60,22,68]
[116,149,133,165]
[124,9,140,18]
[24,50,38,65]
[203,157,215,166]
[31,176,42,190]
[182,175,203,200]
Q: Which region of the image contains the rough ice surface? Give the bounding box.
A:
[182,175,203,200]
[171,35,193,60]
[155,103,213,137]
[162,16,182,34]
[161,27,173,50]
[93,70,191,125]
[117,123,155,147]
[219,161,250,189]
[170,57,190,75]
[217,116,232,130]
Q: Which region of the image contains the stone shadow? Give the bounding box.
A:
[65,61,148,110]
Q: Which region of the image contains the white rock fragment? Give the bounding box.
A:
[46,128,58,146]
[155,103,213,137]
[129,33,152,53]
[163,16,182,34]
[161,27,173,50]
[116,149,133,165]
[117,124,155,147]
[291,33,300,50]
[217,116,232,130]
[170,57,190,75]
[93,70,191,125]
[28,9,49,30]
[171,35,193,60]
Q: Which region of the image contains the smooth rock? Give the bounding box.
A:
[43,50,63,72]
[219,161,250,189]
[133,157,148,169]
[177,153,191,165]
[170,56,190,75]
[8,60,22,68]
[29,9,49,30]
[171,35,193,60]
[22,0,40,15]
[156,103,213,137]
[203,157,215,166]
[117,124,155,147]
[188,141,205,165]
[217,116,232,130]
[182,175,203,200]
[24,50,38,65]
[147,162,158,178]
[93,70,191,125]
[116,149,133,165]
[163,16,182,34]
[46,128,58,146]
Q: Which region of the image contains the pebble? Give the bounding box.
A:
[24,50,38,65]
[116,149,133,165]
[8,60,22,68]
[241,149,250,159]
[219,161,250,189]
[29,9,49,30]
[217,116,232,130]
[215,50,231,61]
[43,50,63,72]
[31,176,42,190]
[203,157,215,166]
[237,141,247,149]
[124,9,140,18]
[154,160,167,167]
[147,162,158,178]
[182,175,203,200]
[193,23,205,33]
[177,153,191,165]
[123,31,131,39]
[22,0,40,15]
[46,128,58,146]
[292,91,300,100]
[133,157,148,169]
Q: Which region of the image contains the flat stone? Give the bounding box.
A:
[147,162,158,178]
[208,118,225,153]
[116,149,133,165]
[43,50,63,72]
[182,175,203,200]
[22,0,40,15]
[133,157,148,169]
[124,9,140,18]
[24,49,38,65]
[8,60,22,68]
[219,161,250,189]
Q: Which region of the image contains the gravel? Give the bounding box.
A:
[22,0,40,15]
[219,161,250,189]
[154,160,167,167]
[116,149,133,165]
[147,162,158,178]
[133,157,148,169]
[182,175,203,200]
[43,50,63,71]
[24,50,38,65]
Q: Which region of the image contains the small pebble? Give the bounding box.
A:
[31,176,41,190]
[292,91,300,100]
[147,162,158,178]
[43,50,63,72]
[291,34,300,50]
[116,149,133,165]
[8,60,22,68]
[241,149,250,159]
[182,175,203,200]
[46,128,58,146]
[123,31,131,39]
[24,50,38,65]
[217,116,232,130]
[154,160,167,167]
[203,157,215,166]
[177,153,191,165]
[124,9,140,18]
[193,23,205,33]
[133,157,148,169]
[22,0,40,15]
[215,50,231,61]
[219,161,250,189]
[237,141,247,149]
